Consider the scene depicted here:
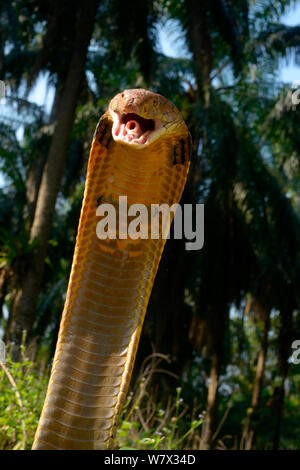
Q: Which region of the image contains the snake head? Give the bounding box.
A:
[108,89,189,148]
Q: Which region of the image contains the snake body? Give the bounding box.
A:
[32,89,191,450]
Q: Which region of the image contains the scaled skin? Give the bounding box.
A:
[32,89,191,450]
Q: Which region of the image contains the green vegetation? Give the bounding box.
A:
[0,345,48,450]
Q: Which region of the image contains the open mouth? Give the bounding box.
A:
[112,112,164,146]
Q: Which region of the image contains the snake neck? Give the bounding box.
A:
[32,110,190,450]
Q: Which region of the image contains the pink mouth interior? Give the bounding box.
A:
[114,113,155,144]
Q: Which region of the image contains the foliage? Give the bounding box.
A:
[117,354,204,450]
[118,386,203,450]
[0,344,49,450]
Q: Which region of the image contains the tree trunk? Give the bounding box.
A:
[25,86,64,230]
[271,375,287,450]
[241,309,270,450]
[273,306,293,449]
[200,352,221,449]
[6,0,99,348]
[186,0,212,106]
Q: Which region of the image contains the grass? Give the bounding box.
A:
[116,354,204,450]
[0,344,49,450]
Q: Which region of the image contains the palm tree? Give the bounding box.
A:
[7,0,99,348]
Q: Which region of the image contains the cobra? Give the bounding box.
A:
[32,89,191,450]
